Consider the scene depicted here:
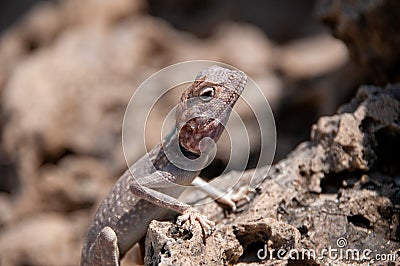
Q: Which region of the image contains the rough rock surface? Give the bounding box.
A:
[145,85,400,265]
[316,0,400,82]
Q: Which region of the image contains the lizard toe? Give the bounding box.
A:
[176,208,215,237]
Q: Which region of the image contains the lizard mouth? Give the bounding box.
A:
[178,117,224,155]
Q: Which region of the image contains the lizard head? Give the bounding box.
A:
[175,65,247,155]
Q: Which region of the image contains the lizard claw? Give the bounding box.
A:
[176,208,215,237]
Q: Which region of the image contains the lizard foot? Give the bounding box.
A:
[216,187,257,212]
[176,208,215,237]
[86,226,120,266]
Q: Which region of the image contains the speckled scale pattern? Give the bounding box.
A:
[81,65,247,265]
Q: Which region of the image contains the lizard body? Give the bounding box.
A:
[81,65,247,265]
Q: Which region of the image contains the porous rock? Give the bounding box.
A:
[145,85,400,265]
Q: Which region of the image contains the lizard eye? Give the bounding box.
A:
[199,86,215,101]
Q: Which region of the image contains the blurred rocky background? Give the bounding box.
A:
[0,0,399,265]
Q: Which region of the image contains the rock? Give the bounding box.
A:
[277,34,348,79]
[145,84,400,265]
[233,218,301,252]
[0,213,85,265]
[145,220,242,265]
[316,0,400,81]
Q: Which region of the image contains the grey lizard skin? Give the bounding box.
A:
[81,65,247,265]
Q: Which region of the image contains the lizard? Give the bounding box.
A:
[81,65,248,266]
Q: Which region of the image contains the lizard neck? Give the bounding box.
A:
[149,128,202,171]
[179,143,200,160]
[163,128,201,159]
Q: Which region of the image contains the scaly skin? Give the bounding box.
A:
[81,65,247,265]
